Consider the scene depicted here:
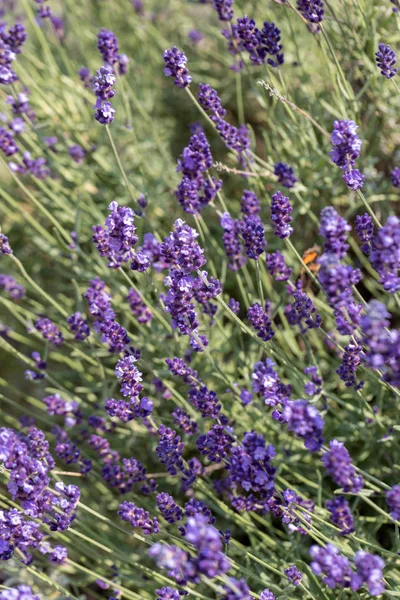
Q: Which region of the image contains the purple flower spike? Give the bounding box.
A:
[0,234,12,254]
[319,206,351,259]
[248,303,274,341]
[321,439,364,493]
[163,47,192,88]
[271,191,293,238]
[386,485,400,520]
[376,43,397,79]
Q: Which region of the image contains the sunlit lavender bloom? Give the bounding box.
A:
[297,0,324,25]
[260,590,275,600]
[215,118,252,163]
[286,287,322,332]
[336,342,364,389]
[261,22,284,67]
[266,251,292,281]
[285,565,302,586]
[212,0,234,21]
[68,144,86,164]
[162,219,206,274]
[376,43,397,78]
[342,168,364,191]
[326,496,355,535]
[35,317,63,345]
[118,501,159,534]
[241,190,260,216]
[248,303,274,341]
[97,28,119,65]
[310,544,355,589]
[386,485,400,520]
[196,424,234,462]
[94,101,115,124]
[93,201,138,268]
[319,207,351,259]
[0,127,18,156]
[241,215,266,259]
[370,215,400,292]
[163,47,192,88]
[330,120,362,172]
[84,278,115,321]
[274,162,297,188]
[0,234,12,255]
[318,253,362,335]
[391,166,400,187]
[198,83,227,121]
[172,407,198,434]
[67,312,90,341]
[0,586,41,600]
[93,65,116,104]
[94,320,130,353]
[220,213,246,271]
[9,151,50,179]
[354,551,385,596]
[252,358,291,406]
[271,191,293,238]
[321,439,364,492]
[156,588,180,600]
[0,274,24,299]
[188,385,221,418]
[220,578,251,599]
[115,355,143,398]
[355,213,374,255]
[283,400,324,452]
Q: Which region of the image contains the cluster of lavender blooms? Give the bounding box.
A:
[236,15,284,68]
[0,427,79,565]
[0,21,26,84]
[330,119,364,191]
[175,130,221,213]
[97,28,129,76]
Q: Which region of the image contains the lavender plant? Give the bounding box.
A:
[0,0,400,599]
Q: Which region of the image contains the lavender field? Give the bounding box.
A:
[1,0,400,599]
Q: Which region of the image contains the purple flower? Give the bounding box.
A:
[330,120,362,172]
[172,407,198,435]
[163,47,192,88]
[370,215,400,293]
[184,514,231,580]
[376,43,397,78]
[188,385,221,418]
[336,342,364,389]
[84,278,115,321]
[240,189,260,216]
[97,28,119,65]
[94,101,115,124]
[326,496,355,535]
[163,271,199,336]
[126,288,152,324]
[9,151,50,179]
[228,297,240,314]
[162,219,206,274]
[68,144,86,164]
[355,213,374,255]
[35,317,63,345]
[310,544,355,589]
[271,191,293,238]
[0,274,24,299]
[260,590,275,600]
[274,162,297,188]
[156,588,180,600]
[93,201,138,269]
[132,0,144,15]
[79,66,92,88]
[4,23,27,54]
[252,358,290,406]
[156,424,185,475]
[220,213,246,271]
[319,207,351,259]
[220,578,251,599]
[391,166,400,187]
[386,485,400,520]
[284,565,302,586]
[196,424,234,462]
[0,127,18,156]
[265,251,292,281]
[342,168,364,191]
[198,83,227,121]
[227,431,276,512]
[93,65,116,103]
[286,286,322,332]
[188,30,203,44]
[354,551,385,596]
[212,0,234,21]
[297,0,324,24]
[248,303,274,341]
[114,355,143,400]
[94,319,130,353]
[0,586,41,600]
[240,215,266,259]
[215,118,252,163]
[118,501,159,534]
[156,493,183,524]
[283,400,324,452]
[321,439,364,493]
[67,312,90,341]
[318,253,362,335]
